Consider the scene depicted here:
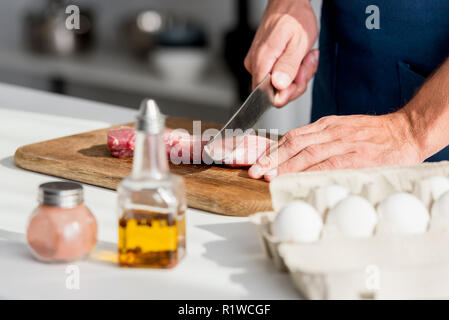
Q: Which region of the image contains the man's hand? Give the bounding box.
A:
[248,112,424,181]
[244,0,319,107]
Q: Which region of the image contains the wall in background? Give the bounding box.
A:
[0,0,323,133]
[0,0,246,53]
[0,0,239,121]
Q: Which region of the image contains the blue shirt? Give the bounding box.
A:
[312,0,449,161]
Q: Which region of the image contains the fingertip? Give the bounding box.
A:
[272,72,292,90]
[274,82,298,106]
[248,164,263,179]
[264,168,278,182]
[274,92,287,107]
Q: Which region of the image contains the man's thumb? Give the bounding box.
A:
[271,40,304,90]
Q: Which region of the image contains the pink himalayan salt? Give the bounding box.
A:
[27,204,97,262]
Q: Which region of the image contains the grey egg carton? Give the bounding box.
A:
[250,161,449,299]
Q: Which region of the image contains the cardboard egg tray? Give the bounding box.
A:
[250,161,449,299]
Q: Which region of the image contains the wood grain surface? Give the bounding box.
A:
[14,118,272,216]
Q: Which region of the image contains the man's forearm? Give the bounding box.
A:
[399,57,449,160]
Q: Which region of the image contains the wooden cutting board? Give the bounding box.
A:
[14,118,272,216]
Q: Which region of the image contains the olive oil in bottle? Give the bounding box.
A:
[117,99,186,268]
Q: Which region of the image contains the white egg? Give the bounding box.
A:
[271,201,323,243]
[308,185,350,214]
[377,192,429,235]
[413,176,449,208]
[431,190,449,229]
[327,195,378,238]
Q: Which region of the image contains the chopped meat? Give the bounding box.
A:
[107,127,190,159]
[107,127,136,158]
[107,126,275,167]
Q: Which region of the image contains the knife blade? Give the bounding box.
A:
[204,74,275,162]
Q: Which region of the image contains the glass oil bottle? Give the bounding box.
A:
[117,99,186,268]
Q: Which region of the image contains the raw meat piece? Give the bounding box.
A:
[165,129,275,167]
[107,126,275,167]
[107,127,136,158]
[107,127,191,159]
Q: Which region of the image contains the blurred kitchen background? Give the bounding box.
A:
[0,0,322,134]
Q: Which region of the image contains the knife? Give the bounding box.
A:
[204,74,275,162]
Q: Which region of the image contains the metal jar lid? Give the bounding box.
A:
[136,98,165,134]
[38,181,84,208]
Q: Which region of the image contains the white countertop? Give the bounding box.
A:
[0,83,298,299]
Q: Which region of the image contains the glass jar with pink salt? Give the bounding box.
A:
[26,182,98,262]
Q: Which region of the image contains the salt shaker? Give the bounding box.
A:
[26,181,98,262]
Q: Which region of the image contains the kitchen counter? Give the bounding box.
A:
[0,83,298,299]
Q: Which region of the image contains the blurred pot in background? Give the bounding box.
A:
[123,10,161,58]
[24,0,94,56]
[152,48,209,82]
[123,10,209,82]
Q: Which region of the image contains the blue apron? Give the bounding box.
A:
[312,0,449,161]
